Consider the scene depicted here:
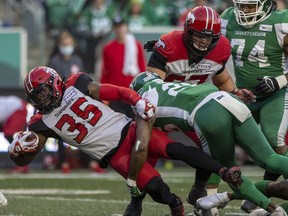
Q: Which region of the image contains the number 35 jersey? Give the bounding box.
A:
[28,73,132,163]
[221,8,288,91]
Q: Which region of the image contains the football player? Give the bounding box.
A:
[144,5,255,104]
[127,71,288,215]
[220,0,288,212]
[8,66,242,216]
[143,5,256,215]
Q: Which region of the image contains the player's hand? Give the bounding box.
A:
[8,131,39,157]
[126,178,142,197]
[132,99,155,121]
[143,40,158,52]
[232,88,256,103]
[254,75,288,95]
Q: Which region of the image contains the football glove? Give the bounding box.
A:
[231,88,256,103]
[8,131,39,157]
[126,178,142,197]
[143,40,158,52]
[132,99,155,121]
[254,75,288,95]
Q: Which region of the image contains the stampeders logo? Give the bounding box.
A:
[156,39,166,49]
[186,12,196,24]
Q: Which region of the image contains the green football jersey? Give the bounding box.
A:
[140,80,218,132]
[221,8,288,92]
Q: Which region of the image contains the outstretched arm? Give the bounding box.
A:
[126,117,153,197]
[88,82,155,120]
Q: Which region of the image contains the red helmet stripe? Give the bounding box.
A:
[25,72,34,93]
[210,7,215,31]
[204,6,209,30]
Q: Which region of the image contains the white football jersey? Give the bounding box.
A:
[29,73,132,164]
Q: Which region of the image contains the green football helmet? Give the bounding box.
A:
[233,0,273,28]
[129,72,162,93]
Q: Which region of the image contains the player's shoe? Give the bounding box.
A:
[248,206,287,216]
[123,204,142,216]
[187,185,207,207]
[196,192,230,211]
[123,195,145,216]
[170,195,184,216]
[219,166,242,188]
[0,191,7,207]
[241,200,258,213]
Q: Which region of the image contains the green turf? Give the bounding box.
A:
[0,166,284,216]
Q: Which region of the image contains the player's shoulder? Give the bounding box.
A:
[65,72,92,88]
[220,7,234,20]
[28,113,43,127]
[155,31,184,57]
[269,9,288,23]
[214,35,231,54]
[159,31,183,47]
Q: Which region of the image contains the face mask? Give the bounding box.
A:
[59,46,74,56]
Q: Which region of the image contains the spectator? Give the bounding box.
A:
[44,0,85,37]
[127,0,150,31]
[73,0,114,75]
[100,15,146,119]
[49,30,84,173]
[142,0,172,26]
[49,30,84,80]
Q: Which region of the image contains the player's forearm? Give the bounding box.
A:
[99,84,141,105]
[128,118,152,180]
[9,153,36,167]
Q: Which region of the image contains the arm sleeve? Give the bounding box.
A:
[147,50,168,72]
[98,84,141,106]
[137,41,146,72]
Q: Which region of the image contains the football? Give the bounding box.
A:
[21,131,39,143]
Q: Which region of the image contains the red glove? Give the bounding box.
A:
[231,88,256,103]
[132,99,155,121]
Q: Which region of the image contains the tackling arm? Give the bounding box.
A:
[146,66,166,80]
[126,117,153,197]
[9,132,47,167]
[128,117,153,181]
[88,82,141,105]
[88,82,155,121]
[212,68,235,92]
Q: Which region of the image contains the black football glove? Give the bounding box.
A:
[254,75,287,95]
[143,40,158,52]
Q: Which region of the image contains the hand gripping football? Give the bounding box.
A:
[8,131,39,157]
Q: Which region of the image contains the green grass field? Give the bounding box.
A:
[0,165,284,216]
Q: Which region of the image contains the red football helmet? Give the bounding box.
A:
[183,6,221,57]
[24,66,64,114]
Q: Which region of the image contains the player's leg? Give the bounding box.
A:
[233,116,288,178]
[254,180,288,200]
[109,126,185,216]
[193,101,277,211]
[165,142,242,187]
[192,99,237,215]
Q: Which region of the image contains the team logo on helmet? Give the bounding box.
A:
[186,12,196,25]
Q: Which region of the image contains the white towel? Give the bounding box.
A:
[123,34,140,76]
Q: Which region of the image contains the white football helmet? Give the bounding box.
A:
[233,0,273,28]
